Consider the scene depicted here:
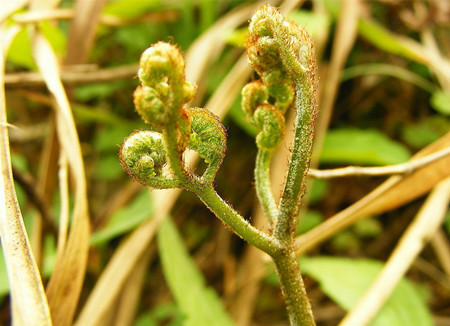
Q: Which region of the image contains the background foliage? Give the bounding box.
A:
[1,0,450,325]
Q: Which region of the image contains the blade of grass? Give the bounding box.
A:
[228,204,268,326]
[113,249,152,326]
[0,25,52,326]
[31,32,90,326]
[65,0,107,64]
[340,176,450,326]
[74,189,179,326]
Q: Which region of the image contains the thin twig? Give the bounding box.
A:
[12,8,178,26]
[308,146,450,179]
[5,63,139,87]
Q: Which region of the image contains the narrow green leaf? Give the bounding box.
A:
[7,27,35,69]
[301,257,433,326]
[341,63,437,93]
[7,22,67,69]
[39,20,67,57]
[357,19,427,64]
[401,115,450,149]
[94,154,123,180]
[157,217,235,326]
[0,248,9,300]
[89,190,153,246]
[321,128,411,165]
[296,210,323,235]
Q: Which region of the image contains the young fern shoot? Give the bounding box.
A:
[243,5,318,325]
[120,5,317,326]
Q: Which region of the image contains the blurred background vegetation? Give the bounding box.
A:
[1,0,450,325]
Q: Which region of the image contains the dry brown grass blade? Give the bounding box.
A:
[431,230,450,279]
[55,151,69,262]
[295,131,450,255]
[340,176,450,326]
[65,0,107,64]
[113,249,153,326]
[5,63,139,87]
[31,32,90,326]
[29,0,61,11]
[228,205,267,326]
[74,190,179,326]
[0,0,28,23]
[0,25,52,326]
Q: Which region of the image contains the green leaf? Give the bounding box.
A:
[7,27,35,69]
[430,90,450,115]
[157,217,235,326]
[321,128,411,165]
[7,22,67,69]
[225,28,247,48]
[74,81,130,101]
[94,154,124,180]
[72,104,125,126]
[309,179,328,205]
[296,210,323,235]
[288,10,331,38]
[42,235,57,278]
[0,248,9,301]
[401,115,450,149]
[39,20,67,57]
[89,190,153,246]
[301,257,433,326]
[134,303,183,326]
[93,124,136,152]
[103,0,160,19]
[444,211,450,236]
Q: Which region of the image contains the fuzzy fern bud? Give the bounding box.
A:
[263,71,295,114]
[119,130,169,187]
[187,107,227,166]
[253,104,285,150]
[247,5,315,79]
[134,42,196,129]
[134,86,167,128]
[241,80,268,117]
[138,42,184,86]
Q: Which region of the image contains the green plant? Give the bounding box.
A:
[119,5,318,325]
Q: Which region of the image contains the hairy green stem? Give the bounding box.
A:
[162,123,190,183]
[255,149,278,226]
[273,78,317,326]
[273,250,315,326]
[193,183,279,256]
[275,81,316,241]
[201,157,222,184]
